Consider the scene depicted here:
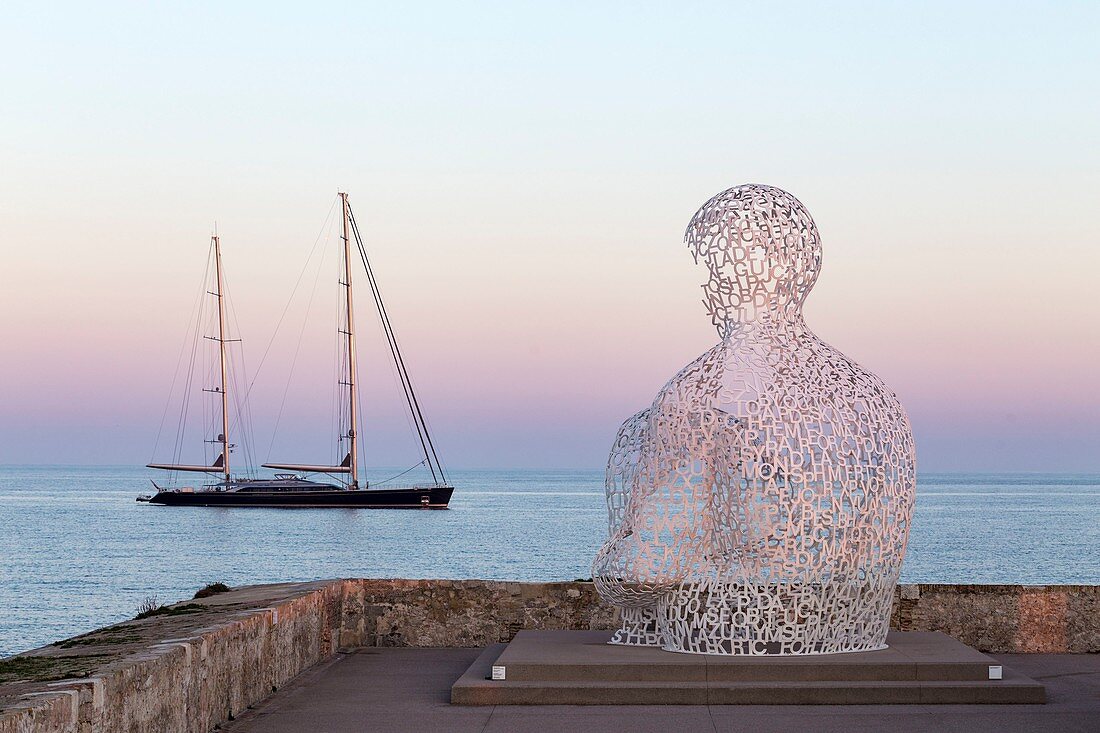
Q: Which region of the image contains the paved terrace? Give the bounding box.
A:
[223,647,1100,733]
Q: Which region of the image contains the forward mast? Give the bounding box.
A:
[212,234,231,484]
[146,234,236,479]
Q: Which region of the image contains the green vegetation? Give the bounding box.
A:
[0,654,111,684]
[137,595,160,617]
[194,582,231,599]
[135,603,209,620]
[52,626,141,649]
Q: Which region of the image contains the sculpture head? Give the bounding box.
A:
[685,184,822,335]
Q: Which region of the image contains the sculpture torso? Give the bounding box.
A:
[593,184,916,655]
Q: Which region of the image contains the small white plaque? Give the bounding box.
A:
[988,665,1003,680]
[491,665,506,681]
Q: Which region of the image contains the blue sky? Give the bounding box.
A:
[1,2,1097,470]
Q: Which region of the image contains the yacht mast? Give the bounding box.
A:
[340,193,360,489]
[213,234,231,484]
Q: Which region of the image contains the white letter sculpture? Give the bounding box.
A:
[593,184,916,655]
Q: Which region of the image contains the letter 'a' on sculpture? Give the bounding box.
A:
[593,184,916,655]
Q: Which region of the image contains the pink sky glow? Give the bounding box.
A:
[1,4,1098,471]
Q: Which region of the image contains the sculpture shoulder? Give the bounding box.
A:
[609,408,650,469]
[614,407,650,437]
[805,335,912,422]
[652,343,731,405]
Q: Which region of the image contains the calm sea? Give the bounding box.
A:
[1,466,1098,657]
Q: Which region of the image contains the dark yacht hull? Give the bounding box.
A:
[142,485,453,508]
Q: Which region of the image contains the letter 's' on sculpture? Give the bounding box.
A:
[593,184,916,655]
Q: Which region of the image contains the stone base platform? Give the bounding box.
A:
[451,630,1046,705]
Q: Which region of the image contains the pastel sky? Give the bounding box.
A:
[1,2,1097,471]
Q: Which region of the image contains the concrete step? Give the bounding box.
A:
[494,630,1001,682]
[450,632,1047,706]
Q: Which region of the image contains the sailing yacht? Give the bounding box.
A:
[139,194,454,508]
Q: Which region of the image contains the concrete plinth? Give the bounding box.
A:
[451,630,1046,705]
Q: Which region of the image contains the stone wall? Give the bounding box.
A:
[1,580,1097,733]
[0,581,349,733]
[339,579,616,648]
[891,584,1100,654]
[340,580,1100,655]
